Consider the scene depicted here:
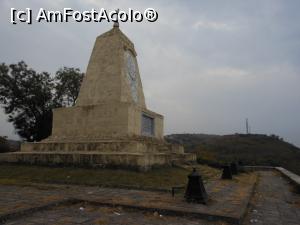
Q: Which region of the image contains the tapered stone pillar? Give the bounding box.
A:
[0,25,197,171]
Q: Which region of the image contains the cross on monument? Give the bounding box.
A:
[113,9,119,27]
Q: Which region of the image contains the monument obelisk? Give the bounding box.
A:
[1,24,196,171]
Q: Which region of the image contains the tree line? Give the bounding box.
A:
[0,61,84,142]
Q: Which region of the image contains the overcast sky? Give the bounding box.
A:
[1,0,299,147]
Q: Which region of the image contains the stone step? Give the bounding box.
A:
[21,141,174,153]
[0,152,180,171]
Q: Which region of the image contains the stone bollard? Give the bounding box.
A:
[221,164,233,179]
[230,162,238,175]
[185,168,208,204]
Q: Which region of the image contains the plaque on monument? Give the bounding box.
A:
[141,114,154,136]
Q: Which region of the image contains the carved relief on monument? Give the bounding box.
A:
[124,50,138,103]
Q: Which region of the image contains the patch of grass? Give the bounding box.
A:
[0,163,220,190]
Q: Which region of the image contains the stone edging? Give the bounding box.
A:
[74,199,243,225]
[244,166,300,191]
[275,167,300,192]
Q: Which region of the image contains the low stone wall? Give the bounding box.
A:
[243,166,275,172]
[244,166,300,192]
[275,167,300,192]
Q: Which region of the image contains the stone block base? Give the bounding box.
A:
[0,139,196,171]
[0,151,196,171]
[21,140,173,153]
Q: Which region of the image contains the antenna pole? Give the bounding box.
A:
[246,118,249,134]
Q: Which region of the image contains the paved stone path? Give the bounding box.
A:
[243,171,300,225]
[0,173,256,224]
[4,203,227,225]
[0,185,67,216]
[0,171,299,225]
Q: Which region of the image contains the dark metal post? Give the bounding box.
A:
[238,160,245,173]
[221,164,232,179]
[230,162,238,175]
[184,168,208,204]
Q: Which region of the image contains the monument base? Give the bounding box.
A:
[0,139,196,171]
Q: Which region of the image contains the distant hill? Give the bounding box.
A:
[165,133,300,175]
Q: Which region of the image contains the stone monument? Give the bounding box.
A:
[0,25,196,171]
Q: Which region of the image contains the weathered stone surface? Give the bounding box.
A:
[76,27,145,108]
[49,103,164,141]
[3,203,222,225]
[243,171,300,225]
[0,172,257,224]
[47,27,160,141]
[0,152,174,171]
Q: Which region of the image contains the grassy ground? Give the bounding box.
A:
[0,163,221,190]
